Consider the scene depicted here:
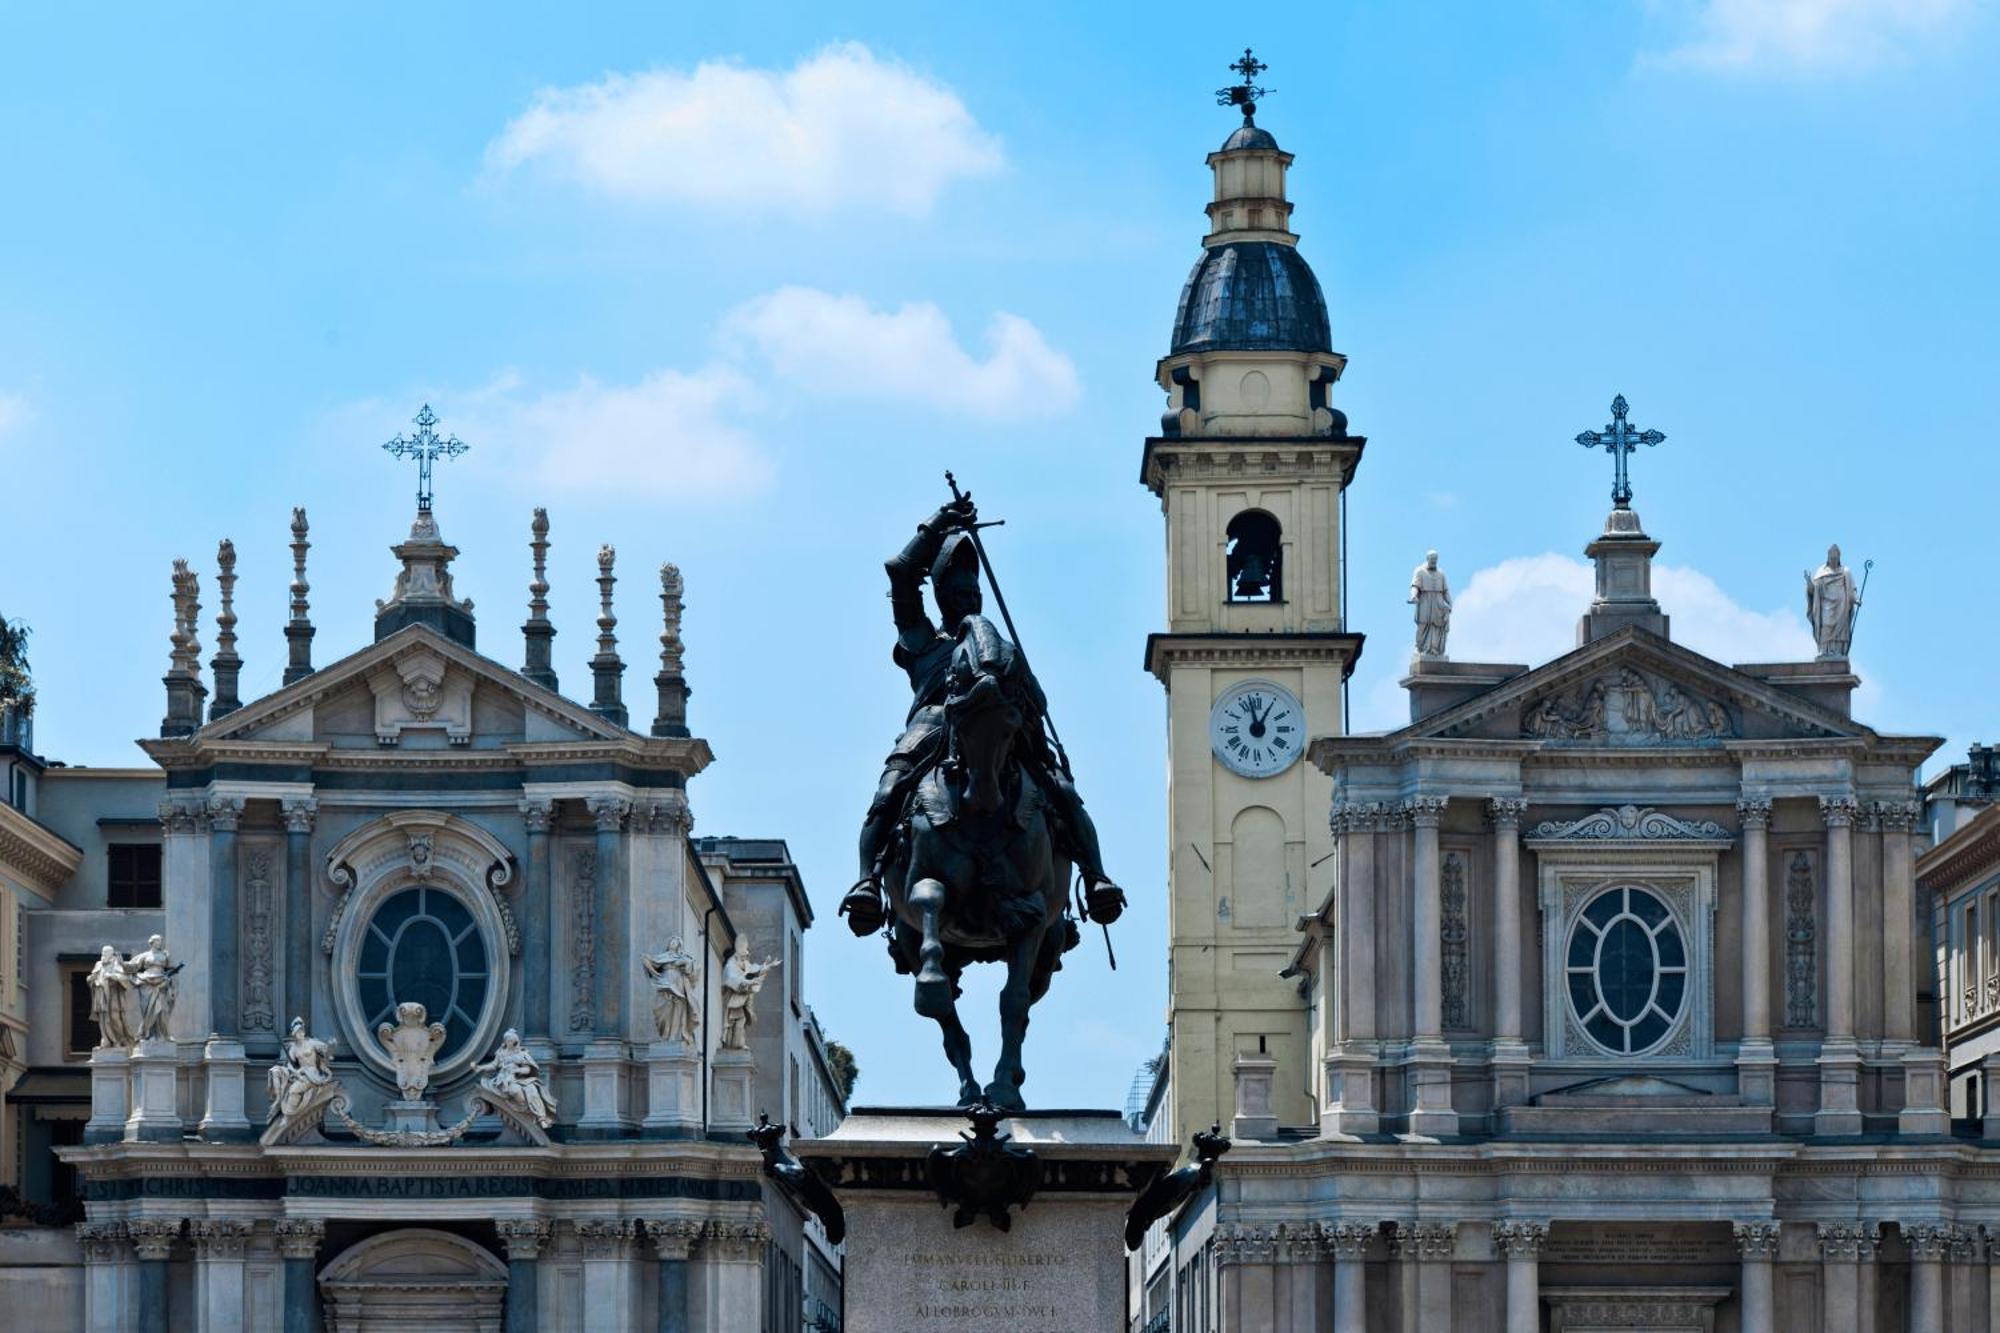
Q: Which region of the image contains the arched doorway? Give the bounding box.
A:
[319,1228,508,1332]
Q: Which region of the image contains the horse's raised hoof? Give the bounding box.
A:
[913,977,953,1020]
[982,1081,1027,1113]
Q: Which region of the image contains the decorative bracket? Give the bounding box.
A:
[924,1102,1043,1231]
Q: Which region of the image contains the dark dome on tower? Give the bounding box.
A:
[1170,242,1332,355]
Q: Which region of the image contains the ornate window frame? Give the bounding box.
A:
[322,811,518,1087]
[1530,810,1728,1064]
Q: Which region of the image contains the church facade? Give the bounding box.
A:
[0,461,846,1331]
[1134,65,1988,1333]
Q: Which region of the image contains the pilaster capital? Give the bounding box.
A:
[638,793,693,837]
[1733,1221,1781,1259]
[575,1217,639,1258]
[1486,798,1529,830]
[1905,1222,1952,1261]
[273,1218,325,1260]
[206,796,245,832]
[1819,795,1861,829]
[1321,1222,1375,1260]
[1874,799,1922,834]
[1818,1221,1871,1260]
[190,1219,252,1258]
[518,798,555,834]
[127,1218,184,1260]
[697,1220,771,1263]
[587,796,632,833]
[280,798,318,834]
[1396,1221,1457,1260]
[1493,1220,1547,1259]
[644,1218,703,1261]
[1272,1223,1323,1263]
[1213,1225,1277,1267]
[1329,800,1361,836]
[495,1218,552,1260]
[1735,798,1773,830]
[1404,796,1449,829]
[1949,1224,1980,1262]
[158,796,208,834]
[74,1221,129,1262]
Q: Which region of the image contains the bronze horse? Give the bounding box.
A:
[882,620,1075,1111]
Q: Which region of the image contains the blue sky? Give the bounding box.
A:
[3,1,1995,1109]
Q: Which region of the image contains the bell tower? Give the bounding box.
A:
[1144,53,1365,1140]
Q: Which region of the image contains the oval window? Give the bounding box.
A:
[1565,885,1688,1055]
[356,885,490,1061]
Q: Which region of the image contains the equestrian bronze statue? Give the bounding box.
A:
[840,488,1124,1111]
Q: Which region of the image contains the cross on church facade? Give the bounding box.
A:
[1575,394,1666,510]
[1215,48,1272,122]
[382,404,469,513]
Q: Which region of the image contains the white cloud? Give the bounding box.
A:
[725,286,1081,419]
[487,43,1003,217]
[381,367,772,502]
[1651,0,1970,72]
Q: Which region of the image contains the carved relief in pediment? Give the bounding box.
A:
[1522,667,1732,744]
[366,648,472,745]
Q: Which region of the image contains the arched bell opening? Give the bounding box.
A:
[1225,509,1283,603]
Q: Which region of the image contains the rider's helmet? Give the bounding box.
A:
[930,531,984,626]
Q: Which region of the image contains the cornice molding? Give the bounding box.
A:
[0,803,83,895]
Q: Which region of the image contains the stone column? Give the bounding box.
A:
[1986,1230,2000,1333]
[191,1220,250,1332]
[1817,796,1864,1135]
[1494,1221,1544,1333]
[77,1221,134,1333]
[496,1219,551,1333]
[1907,1223,1948,1332]
[688,1222,768,1333]
[520,800,554,1040]
[274,1220,324,1333]
[1818,1223,1865,1328]
[1325,1223,1372,1333]
[1737,800,1778,1106]
[646,1220,700,1333]
[1733,1222,1779,1333]
[1406,798,1456,1137]
[1409,1222,1455,1332]
[208,797,244,1036]
[589,798,632,1038]
[128,1220,182,1333]
[577,1219,640,1333]
[1324,804,1380,1136]
[1488,799,1530,1109]
[1878,799,1919,1042]
[1948,1225,1979,1332]
[281,799,316,1030]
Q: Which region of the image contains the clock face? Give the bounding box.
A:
[1209,680,1304,778]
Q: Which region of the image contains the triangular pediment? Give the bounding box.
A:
[187,624,633,751]
[1400,628,1869,747]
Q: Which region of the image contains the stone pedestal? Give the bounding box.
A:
[796,1108,1175,1333]
[198,1035,254,1142]
[642,1039,702,1139]
[578,1038,633,1139]
[125,1038,183,1143]
[709,1048,757,1136]
[1735,1037,1778,1108]
[1320,1048,1379,1138]
[1231,1051,1278,1141]
[384,1099,441,1134]
[85,1046,131,1145]
[1899,1047,1950,1136]
[1815,1041,1864,1137]
[1405,1041,1458,1139]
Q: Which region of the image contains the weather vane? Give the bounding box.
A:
[1575,394,1666,510]
[382,404,469,513]
[1215,48,1272,124]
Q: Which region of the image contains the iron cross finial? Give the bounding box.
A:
[1215,48,1272,124]
[1575,393,1666,510]
[382,404,470,513]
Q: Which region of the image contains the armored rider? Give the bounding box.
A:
[841,494,1125,934]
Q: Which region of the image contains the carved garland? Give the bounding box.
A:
[570,850,597,1033]
[1785,852,1818,1028]
[1440,853,1470,1029]
[1530,805,1729,842]
[242,850,275,1032]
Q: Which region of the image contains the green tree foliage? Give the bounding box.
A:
[824,1040,858,1105]
[0,616,30,719]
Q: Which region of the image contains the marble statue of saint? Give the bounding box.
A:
[376,1001,446,1101]
[87,946,136,1049]
[1804,544,1860,660]
[641,938,700,1043]
[475,1029,556,1129]
[1408,550,1451,659]
[720,936,781,1050]
[266,1017,336,1121]
[126,935,180,1043]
